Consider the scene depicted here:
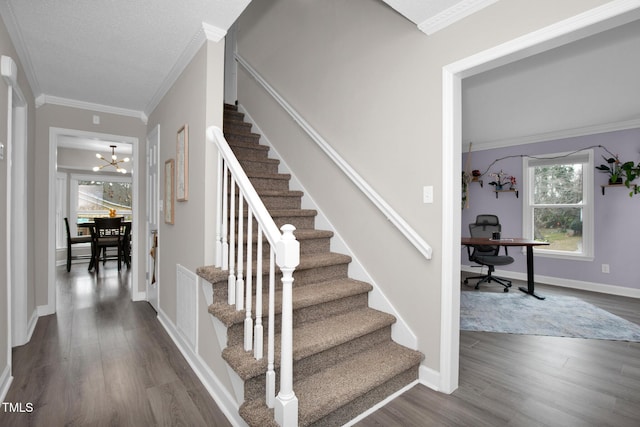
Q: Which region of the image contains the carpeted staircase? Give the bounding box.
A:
[196,104,423,426]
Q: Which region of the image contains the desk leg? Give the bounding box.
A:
[518,246,545,300]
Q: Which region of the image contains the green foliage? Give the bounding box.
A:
[621,161,640,196]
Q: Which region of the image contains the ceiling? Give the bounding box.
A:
[0,0,479,125]
[463,16,640,150]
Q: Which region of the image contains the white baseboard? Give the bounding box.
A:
[131,290,147,302]
[461,264,640,299]
[37,304,55,317]
[342,380,419,427]
[26,309,38,343]
[156,308,246,427]
[0,364,13,403]
[418,365,442,392]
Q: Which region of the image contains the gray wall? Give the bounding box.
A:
[236,0,613,373]
[35,104,147,304]
[0,12,36,389]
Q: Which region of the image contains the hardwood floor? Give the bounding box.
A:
[356,276,640,427]
[4,265,640,426]
[1,263,231,427]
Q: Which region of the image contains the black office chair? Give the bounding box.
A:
[64,217,93,272]
[464,214,514,292]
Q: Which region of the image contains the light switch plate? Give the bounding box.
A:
[423,186,433,204]
[0,143,4,160]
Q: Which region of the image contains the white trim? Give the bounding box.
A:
[522,149,595,261]
[418,0,498,35]
[25,309,38,344]
[236,54,432,260]
[35,94,147,123]
[342,380,419,427]
[0,364,13,403]
[463,118,640,152]
[443,0,640,395]
[419,364,442,391]
[0,1,41,95]
[239,105,418,350]
[157,308,244,427]
[144,22,226,118]
[37,303,55,317]
[461,264,640,299]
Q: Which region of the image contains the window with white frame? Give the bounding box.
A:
[69,174,132,236]
[522,150,593,260]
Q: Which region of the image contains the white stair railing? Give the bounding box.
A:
[209,126,300,427]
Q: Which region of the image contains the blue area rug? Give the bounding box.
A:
[460,292,640,341]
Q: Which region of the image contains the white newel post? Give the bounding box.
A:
[275,224,300,427]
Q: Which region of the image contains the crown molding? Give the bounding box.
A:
[418,0,498,35]
[35,94,148,123]
[463,118,640,152]
[0,0,42,95]
[144,22,226,118]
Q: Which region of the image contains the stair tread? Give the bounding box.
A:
[239,341,423,427]
[295,341,423,425]
[209,277,372,326]
[222,307,397,380]
[226,138,267,149]
[246,171,291,180]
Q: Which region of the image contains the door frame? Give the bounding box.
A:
[2,55,30,348]
[146,124,160,311]
[47,128,140,314]
[440,1,640,393]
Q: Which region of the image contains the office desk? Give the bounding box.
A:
[462,237,550,300]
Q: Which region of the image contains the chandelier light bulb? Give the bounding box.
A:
[93,144,131,173]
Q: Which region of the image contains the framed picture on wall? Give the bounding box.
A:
[164,159,175,224]
[176,124,189,201]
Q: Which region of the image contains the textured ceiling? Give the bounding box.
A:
[0,0,486,123]
[0,0,250,118]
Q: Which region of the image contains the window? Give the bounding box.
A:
[70,174,132,236]
[522,150,593,260]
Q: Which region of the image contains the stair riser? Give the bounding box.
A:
[239,159,280,175]
[243,326,393,402]
[227,193,302,211]
[229,145,269,160]
[226,214,316,236]
[249,177,291,191]
[224,122,252,133]
[211,260,350,305]
[226,293,371,348]
[224,236,330,261]
[223,110,245,121]
[226,133,261,145]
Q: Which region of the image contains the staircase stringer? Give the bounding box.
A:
[238,104,418,350]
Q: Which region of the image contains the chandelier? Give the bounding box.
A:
[93,145,130,174]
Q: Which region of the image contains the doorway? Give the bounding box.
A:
[440,2,640,393]
[48,128,140,313]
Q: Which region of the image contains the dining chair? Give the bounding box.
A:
[93,217,123,272]
[64,217,93,272]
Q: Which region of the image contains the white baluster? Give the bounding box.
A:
[236,192,245,311]
[244,209,254,352]
[266,249,276,408]
[221,162,229,270]
[227,178,236,305]
[254,226,264,360]
[215,153,223,268]
[275,225,300,427]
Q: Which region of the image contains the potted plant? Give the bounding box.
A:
[621,160,640,196]
[596,155,623,184]
[488,170,512,190]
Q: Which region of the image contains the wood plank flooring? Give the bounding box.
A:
[356,276,640,426]
[4,265,640,426]
[0,263,231,427]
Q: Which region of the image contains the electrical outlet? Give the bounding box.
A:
[602,264,610,274]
